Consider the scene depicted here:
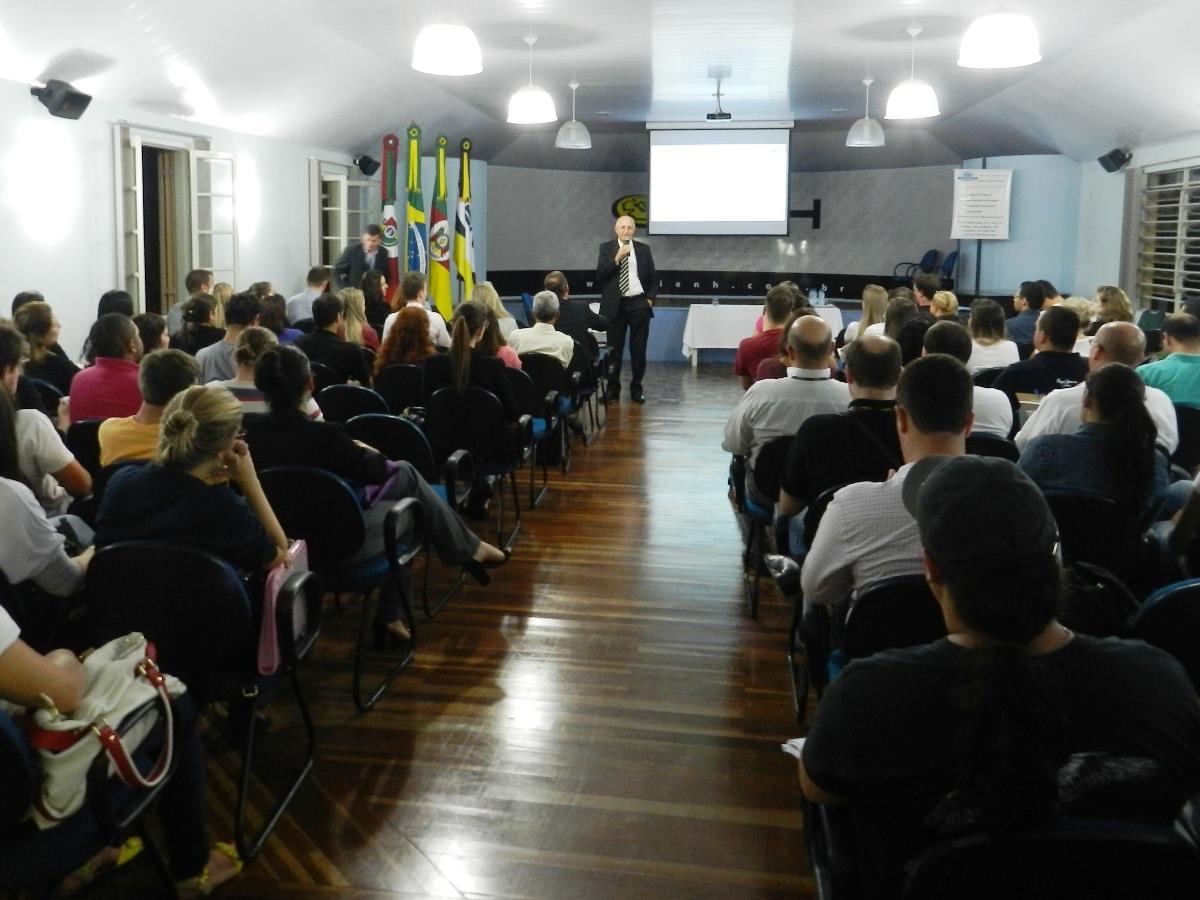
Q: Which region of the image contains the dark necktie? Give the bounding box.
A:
[619,247,630,295]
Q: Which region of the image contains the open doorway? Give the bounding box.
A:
[139,146,188,315]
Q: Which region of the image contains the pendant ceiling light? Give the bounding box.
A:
[555,80,592,149]
[845,77,885,147]
[507,34,557,125]
[411,23,483,76]
[958,13,1041,68]
[885,26,940,120]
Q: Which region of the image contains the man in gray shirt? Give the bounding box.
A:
[286,266,331,324]
[197,292,261,383]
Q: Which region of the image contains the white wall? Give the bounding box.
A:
[1072,161,1126,294]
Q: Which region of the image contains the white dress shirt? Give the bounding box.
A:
[506,322,575,368]
[1014,379,1179,453]
[621,241,645,297]
[383,302,451,349]
[722,368,851,467]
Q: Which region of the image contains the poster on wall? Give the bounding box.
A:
[950,169,1013,240]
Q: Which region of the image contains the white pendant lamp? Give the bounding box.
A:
[958,13,1041,68]
[411,24,483,76]
[885,26,940,120]
[846,77,885,147]
[555,80,592,149]
[507,34,557,124]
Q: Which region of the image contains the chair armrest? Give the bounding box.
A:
[384,497,424,568]
[730,455,748,510]
[542,390,560,424]
[443,449,474,509]
[516,414,534,457]
[276,570,322,665]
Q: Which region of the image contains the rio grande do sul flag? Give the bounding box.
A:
[380,133,400,298]
[452,137,475,296]
[404,123,427,274]
[427,135,452,319]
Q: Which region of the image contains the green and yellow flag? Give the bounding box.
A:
[404,123,427,274]
[453,138,476,297]
[427,135,452,319]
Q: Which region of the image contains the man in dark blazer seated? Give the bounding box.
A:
[544,270,608,358]
[293,294,372,385]
[595,215,656,403]
[333,224,389,290]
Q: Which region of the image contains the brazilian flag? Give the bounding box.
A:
[405,123,427,274]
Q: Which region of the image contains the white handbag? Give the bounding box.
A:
[27,632,187,829]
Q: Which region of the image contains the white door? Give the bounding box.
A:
[191,151,237,288]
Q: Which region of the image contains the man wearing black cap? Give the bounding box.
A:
[799,455,1200,899]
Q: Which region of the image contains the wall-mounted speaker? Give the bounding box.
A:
[30,79,92,120]
[1097,148,1132,173]
[353,155,381,176]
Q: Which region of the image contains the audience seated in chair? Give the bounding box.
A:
[475,280,521,340]
[241,345,508,641]
[993,305,1089,410]
[207,327,322,421]
[164,269,213,334]
[922,320,1013,439]
[733,284,795,389]
[337,287,380,352]
[544,271,607,353]
[285,265,330,326]
[374,306,437,377]
[1005,280,1046,345]
[70,314,143,424]
[1084,284,1135,337]
[98,350,198,468]
[801,353,973,612]
[424,301,519,421]
[912,272,940,312]
[168,295,224,358]
[258,293,302,345]
[1,326,90,514]
[195,291,262,384]
[381,271,451,350]
[478,308,522,370]
[723,315,850,507]
[798,454,1200,900]
[966,298,1019,374]
[1015,322,1178,454]
[1137,313,1200,408]
[1019,363,1172,521]
[293,295,372,386]
[13,301,79,395]
[842,284,889,348]
[506,291,575,369]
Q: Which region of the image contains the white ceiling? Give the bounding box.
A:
[2,0,1198,172]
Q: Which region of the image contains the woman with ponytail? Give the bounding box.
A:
[1019,363,1168,518]
[423,300,518,420]
[95,385,289,573]
[800,456,1200,898]
[243,345,508,645]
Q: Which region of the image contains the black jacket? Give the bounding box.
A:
[595,239,656,318]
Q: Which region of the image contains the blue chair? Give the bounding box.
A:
[258,467,423,711]
[504,367,557,508]
[1129,578,1200,691]
[938,249,959,288]
[520,291,535,327]
[893,249,940,285]
[729,435,793,618]
[87,540,322,859]
[345,413,475,618]
[316,383,388,424]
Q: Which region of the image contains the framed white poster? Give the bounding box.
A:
[951,169,1013,240]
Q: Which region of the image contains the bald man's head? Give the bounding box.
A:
[787,315,833,367]
[1092,321,1146,368]
[614,216,636,242]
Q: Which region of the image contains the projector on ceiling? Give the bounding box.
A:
[706,111,732,121]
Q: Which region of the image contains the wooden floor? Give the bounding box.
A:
[118,363,810,899]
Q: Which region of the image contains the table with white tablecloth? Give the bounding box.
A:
[680,304,844,367]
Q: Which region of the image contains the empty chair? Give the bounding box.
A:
[316,383,388,424]
[1129,578,1200,691]
[373,364,426,415]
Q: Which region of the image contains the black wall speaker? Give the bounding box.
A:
[30,79,92,120]
[1097,148,1132,173]
[353,155,381,176]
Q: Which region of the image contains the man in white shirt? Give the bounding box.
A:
[382,271,451,350]
[286,266,331,324]
[801,353,974,611]
[922,319,1012,438]
[722,315,850,505]
[1015,321,1178,454]
[507,291,575,368]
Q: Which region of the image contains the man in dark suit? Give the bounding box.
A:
[545,270,608,359]
[333,224,389,290]
[595,215,656,403]
[294,294,371,385]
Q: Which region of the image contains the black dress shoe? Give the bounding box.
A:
[631,390,646,404]
[606,384,620,401]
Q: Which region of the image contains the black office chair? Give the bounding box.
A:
[86,540,321,859]
[1171,405,1200,475]
[259,466,423,711]
[1017,342,1035,360]
[730,435,792,618]
[65,419,105,478]
[316,383,388,424]
[972,366,1006,389]
[309,361,341,394]
[839,574,945,669]
[965,433,1020,462]
[893,249,939,285]
[25,377,63,421]
[1128,578,1200,691]
[345,413,475,618]
[567,339,604,439]
[373,364,426,415]
[426,387,532,553]
[519,353,580,473]
[504,367,557,508]
[1045,493,1146,590]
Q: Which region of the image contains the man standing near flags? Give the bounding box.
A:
[333,224,388,289]
[596,215,656,404]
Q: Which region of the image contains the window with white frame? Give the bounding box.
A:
[1137,165,1200,311]
[309,160,377,268]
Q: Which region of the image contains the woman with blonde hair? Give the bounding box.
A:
[337,287,380,350]
[1062,296,1098,355]
[1085,285,1134,336]
[374,306,435,374]
[13,300,79,394]
[843,284,888,344]
[211,282,233,328]
[472,281,518,338]
[930,290,959,319]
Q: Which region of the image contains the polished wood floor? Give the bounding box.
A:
[119,364,810,899]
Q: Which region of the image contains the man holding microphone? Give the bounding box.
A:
[596,215,656,404]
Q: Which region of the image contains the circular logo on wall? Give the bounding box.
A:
[612,194,648,227]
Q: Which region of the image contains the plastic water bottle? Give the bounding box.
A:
[808,287,819,305]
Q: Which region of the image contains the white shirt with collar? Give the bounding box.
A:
[286,287,321,324]
[800,462,925,609]
[507,321,575,368]
[620,241,644,297]
[722,367,851,467]
[382,302,451,349]
[1014,379,1179,453]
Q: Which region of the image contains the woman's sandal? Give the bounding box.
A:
[55,835,144,897]
[175,842,243,898]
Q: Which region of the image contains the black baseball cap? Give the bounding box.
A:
[901,455,1059,577]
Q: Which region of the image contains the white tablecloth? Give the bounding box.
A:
[681,304,843,359]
